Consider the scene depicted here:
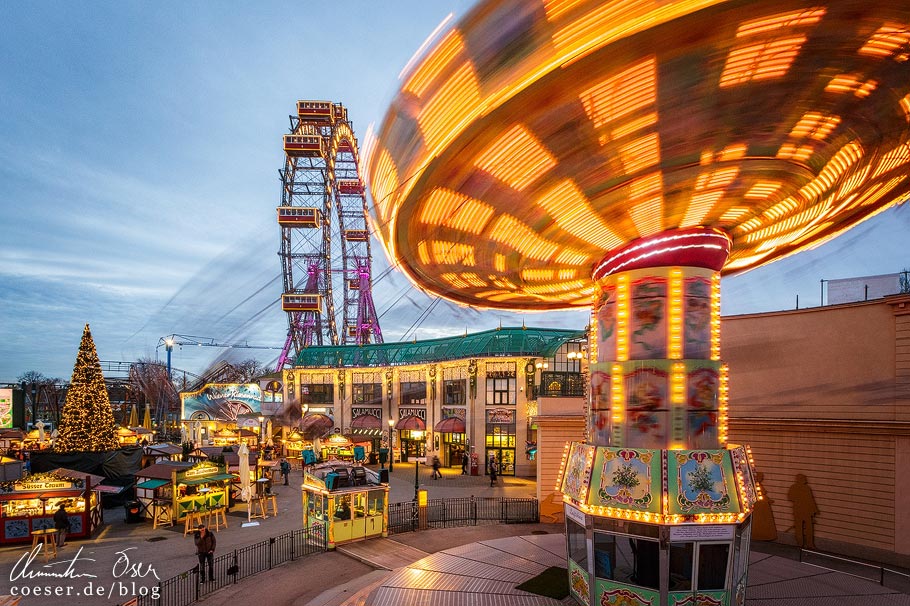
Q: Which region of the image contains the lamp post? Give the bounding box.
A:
[414,456,420,502]
[257,415,265,477]
[387,419,395,472]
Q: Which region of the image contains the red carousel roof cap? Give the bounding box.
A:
[592,228,731,280]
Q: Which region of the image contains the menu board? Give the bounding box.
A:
[0,389,12,428]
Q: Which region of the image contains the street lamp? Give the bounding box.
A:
[413,430,423,501]
[387,419,395,472]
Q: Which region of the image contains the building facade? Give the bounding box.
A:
[282,327,587,478]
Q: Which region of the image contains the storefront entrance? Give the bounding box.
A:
[485,447,515,476]
[400,438,425,462]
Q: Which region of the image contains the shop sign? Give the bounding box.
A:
[15,480,71,491]
[486,408,515,423]
[564,502,586,525]
[399,407,426,420]
[670,525,735,541]
[353,407,382,418]
[185,464,218,479]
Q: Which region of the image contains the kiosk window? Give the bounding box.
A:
[669,542,694,590]
[697,543,730,590]
[593,532,615,579]
[567,520,588,568]
[353,493,366,518]
[368,490,384,515]
[335,495,352,520]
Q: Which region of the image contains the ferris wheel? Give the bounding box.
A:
[275,100,383,370]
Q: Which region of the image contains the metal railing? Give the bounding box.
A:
[799,548,910,594]
[389,496,538,534]
[136,524,326,606]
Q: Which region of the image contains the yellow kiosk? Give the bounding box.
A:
[301,461,388,549]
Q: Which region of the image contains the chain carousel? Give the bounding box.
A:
[366,0,910,604]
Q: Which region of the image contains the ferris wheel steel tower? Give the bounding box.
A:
[276,100,383,370]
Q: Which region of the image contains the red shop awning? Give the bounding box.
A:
[395,415,426,431]
[434,417,466,433]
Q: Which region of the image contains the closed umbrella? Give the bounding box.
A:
[180,425,187,444]
[193,420,201,445]
[238,442,252,522]
[128,405,139,428]
[142,406,152,430]
[35,420,45,445]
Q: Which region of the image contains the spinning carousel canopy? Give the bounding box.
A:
[367,0,910,309]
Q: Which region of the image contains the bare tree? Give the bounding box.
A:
[129,358,179,431]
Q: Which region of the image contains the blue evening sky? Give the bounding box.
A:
[1,2,908,381]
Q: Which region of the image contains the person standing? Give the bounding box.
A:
[489,459,498,487]
[280,458,291,485]
[194,524,216,583]
[460,451,468,475]
[431,455,442,480]
[53,503,71,548]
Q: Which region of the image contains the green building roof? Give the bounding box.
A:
[292,326,587,368]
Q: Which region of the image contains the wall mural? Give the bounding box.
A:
[181,383,262,421]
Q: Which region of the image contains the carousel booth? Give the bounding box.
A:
[0,470,104,544]
[301,461,389,549]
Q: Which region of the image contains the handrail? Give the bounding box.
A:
[799,547,910,590]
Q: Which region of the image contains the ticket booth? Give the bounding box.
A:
[301,461,389,549]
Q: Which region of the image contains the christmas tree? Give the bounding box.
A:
[55,324,119,452]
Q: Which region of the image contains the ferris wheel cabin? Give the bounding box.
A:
[297,101,334,124]
[343,229,370,242]
[337,180,364,195]
[284,134,324,158]
[277,206,321,228]
[281,294,323,312]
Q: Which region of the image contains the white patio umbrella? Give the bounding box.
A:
[193,420,201,445]
[180,425,187,445]
[35,420,45,444]
[238,442,252,522]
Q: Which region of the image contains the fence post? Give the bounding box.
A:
[269,537,275,569]
[233,549,239,583]
[471,495,476,526]
[195,565,201,600]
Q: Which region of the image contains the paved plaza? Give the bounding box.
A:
[0,465,906,605]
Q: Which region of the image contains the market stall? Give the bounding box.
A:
[301,461,389,549]
[135,460,234,523]
[0,470,104,544]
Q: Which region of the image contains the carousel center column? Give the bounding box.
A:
[559,228,760,606]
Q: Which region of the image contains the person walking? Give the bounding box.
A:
[489,459,498,487]
[431,455,442,480]
[460,451,468,475]
[194,524,216,583]
[53,503,71,548]
[280,458,291,485]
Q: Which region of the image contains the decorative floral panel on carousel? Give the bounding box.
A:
[596,580,659,606]
[595,282,617,363]
[683,275,713,360]
[561,442,595,503]
[589,447,661,514]
[624,365,670,449]
[686,365,720,450]
[568,560,591,605]
[671,591,728,606]
[629,277,667,360]
[667,450,740,516]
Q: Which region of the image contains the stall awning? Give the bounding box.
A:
[136,479,169,490]
[180,473,236,486]
[434,417,466,433]
[395,415,426,431]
